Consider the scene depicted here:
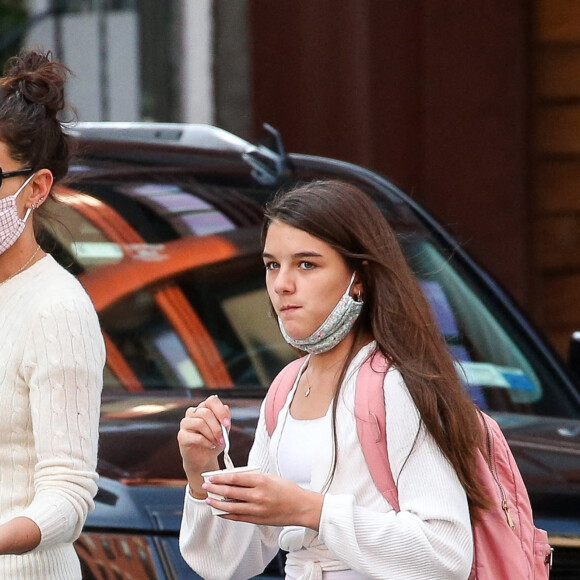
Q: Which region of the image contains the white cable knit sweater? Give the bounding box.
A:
[0,254,105,579]
[179,342,473,580]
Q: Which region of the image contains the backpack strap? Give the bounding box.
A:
[355,353,400,511]
[265,356,307,436]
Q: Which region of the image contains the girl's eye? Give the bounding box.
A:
[299,261,316,270]
[264,261,279,270]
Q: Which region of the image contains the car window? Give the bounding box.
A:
[45,174,576,419]
[408,241,540,409]
[175,256,295,387]
[102,290,205,390]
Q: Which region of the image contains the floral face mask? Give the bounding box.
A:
[278,272,364,354]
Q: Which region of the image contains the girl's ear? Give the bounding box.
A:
[355,261,369,299]
[352,273,364,301]
[29,169,53,209]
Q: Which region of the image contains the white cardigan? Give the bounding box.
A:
[179,342,473,580]
[0,255,105,579]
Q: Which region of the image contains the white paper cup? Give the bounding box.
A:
[201,465,261,515]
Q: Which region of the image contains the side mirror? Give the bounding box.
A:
[568,332,580,379]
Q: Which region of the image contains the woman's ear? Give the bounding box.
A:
[29,169,53,209]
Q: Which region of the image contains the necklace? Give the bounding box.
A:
[0,245,41,287]
[304,369,313,397]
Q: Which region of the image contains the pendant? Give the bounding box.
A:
[305,386,311,397]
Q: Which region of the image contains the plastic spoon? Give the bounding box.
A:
[222,424,235,470]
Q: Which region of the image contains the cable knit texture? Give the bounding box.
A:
[0,254,105,579]
[179,342,473,580]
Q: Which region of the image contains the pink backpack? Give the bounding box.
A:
[265,353,553,579]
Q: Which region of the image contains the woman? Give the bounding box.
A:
[0,50,105,578]
[178,180,490,579]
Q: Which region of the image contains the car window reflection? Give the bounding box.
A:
[409,240,541,413]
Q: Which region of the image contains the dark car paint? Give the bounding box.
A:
[96,396,260,483]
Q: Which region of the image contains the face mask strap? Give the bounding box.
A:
[14,172,36,199]
[13,173,37,223]
[347,271,363,302]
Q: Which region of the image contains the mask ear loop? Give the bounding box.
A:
[346,272,357,293]
[348,272,363,302]
[15,173,37,222]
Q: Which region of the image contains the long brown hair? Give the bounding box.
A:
[262,179,491,516]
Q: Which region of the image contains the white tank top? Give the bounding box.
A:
[277,408,332,490]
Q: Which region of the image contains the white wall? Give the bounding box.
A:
[178,0,214,124]
[23,5,140,121]
[22,1,217,124]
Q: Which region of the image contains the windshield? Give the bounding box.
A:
[45,169,578,419]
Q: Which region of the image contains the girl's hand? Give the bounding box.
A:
[178,395,231,496]
[202,471,323,530]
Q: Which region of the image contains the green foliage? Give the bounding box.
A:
[0,0,27,73]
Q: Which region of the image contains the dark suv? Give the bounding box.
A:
[47,122,580,578]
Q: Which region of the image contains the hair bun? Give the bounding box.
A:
[2,50,70,117]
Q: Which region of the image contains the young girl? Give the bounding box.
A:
[178,180,489,579]
[0,50,105,578]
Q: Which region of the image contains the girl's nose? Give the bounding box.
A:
[274,267,294,295]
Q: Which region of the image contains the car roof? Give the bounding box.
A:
[68,122,253,152]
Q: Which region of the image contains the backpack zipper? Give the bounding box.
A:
[483,416,515,530]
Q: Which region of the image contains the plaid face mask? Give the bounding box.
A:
[0,173,36,254]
